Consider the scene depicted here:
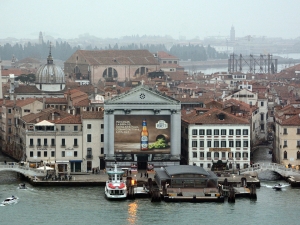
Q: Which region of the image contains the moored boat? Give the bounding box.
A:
[105,163,127,200]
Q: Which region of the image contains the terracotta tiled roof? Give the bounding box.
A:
[181,108,249,125]
[81,111,104,119]
[21,108,73,123]
[44,97,67,104]
[66,50,159,66]
[157,51,178,59]
[55,115,81,124]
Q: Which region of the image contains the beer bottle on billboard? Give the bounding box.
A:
[140,119,149,150]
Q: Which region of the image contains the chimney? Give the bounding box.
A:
[52,113,54,121]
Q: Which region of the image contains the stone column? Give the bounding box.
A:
[170,111,181,159]
[104,110,115,159]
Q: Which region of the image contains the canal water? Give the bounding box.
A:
[0,149,299,225]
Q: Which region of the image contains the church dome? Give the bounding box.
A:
[35,46,65,91]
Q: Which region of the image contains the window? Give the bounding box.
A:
[229,129,234,135]
[30,139,34,146]
[74,138,78,146]
[87,134,92,142]
[261,101,264,107]
[222,152,226,158]
[284,151,287,159]
[192,141,197,147]
[243,129,248,135]
[207,152,211,158]
[229,141,234,147]
[236,141,241,147]
[192,152,197,158]
[214,141,219,147]
[200,141,204,147]
[74,126,78,131]
[236,129,241,135]
[44,138,48,146]
[101,124,104,129]
[260,124,264,131]
[199,129,205,135]
[243,141,248,147]
[192,129,198,135]
[51,151,55,157]
[283,128,287,134]
[44,151,47,157]
[30,151,33,157]
[61,126,65,131]
[235,152,241,158]
[214,129,219,135]
[62,151,65,157]
[62,138,66,147]
[87,124,92,129]
[8,109,12,113]
[207,141,211,147]
[297,128,300,134]
[37,151,41,157]
[87,148,92,158]
[261,113,264,121]
[221,129,226,135]
[200,152,204,158]
[297,151,300,159]
[207,163,211,168]
[74,151,78,157]
[228,152,233,158]
[200,163,203,167]
[207,129,212,135]
[51,139,55,146]
[214,152,219,158]
[243,152,248,158]
[283,140,287,147]
[221,141,226,147]
[37,139,41,146]
[101,148,104,154]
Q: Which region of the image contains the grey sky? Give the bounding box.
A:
[1,0,299,40]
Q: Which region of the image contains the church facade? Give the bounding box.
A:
[104,85,181,169]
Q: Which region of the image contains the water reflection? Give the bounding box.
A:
[127,202,137,225]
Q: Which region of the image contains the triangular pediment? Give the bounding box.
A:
[105,85,179,105]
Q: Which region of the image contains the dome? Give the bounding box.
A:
[35,47,65,91]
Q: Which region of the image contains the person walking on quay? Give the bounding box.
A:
[141,172,143,178]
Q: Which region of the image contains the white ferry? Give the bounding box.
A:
[105,163,127,200]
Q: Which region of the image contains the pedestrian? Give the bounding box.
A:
[147,173,148,178]
[141,172,143,178]
[144,172,146,178]
[4,160,6,165]
[129,170,131,175]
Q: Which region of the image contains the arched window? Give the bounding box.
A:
[284,151,287,159]
[103,67,118,78]
[134,67,148,77]
[297,151,300,159]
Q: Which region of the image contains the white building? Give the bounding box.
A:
[81,111,104,171]
[181,108,251,171]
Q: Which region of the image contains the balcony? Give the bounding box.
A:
[29,145,34,148]
[86,154,93,159]
[73,145,78,148]
[61,145,66,148]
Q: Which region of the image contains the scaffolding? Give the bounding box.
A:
[228,54,277,74]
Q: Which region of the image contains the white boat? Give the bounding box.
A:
[1,196,19,205]
[105,163,127,200]
[272,184,282,190]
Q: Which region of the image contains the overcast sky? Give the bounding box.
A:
[1,0,299,40]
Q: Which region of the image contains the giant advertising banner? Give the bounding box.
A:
[114,115,171,154]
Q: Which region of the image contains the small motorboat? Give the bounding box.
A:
[1,196,19,205]
[272,184,282,190]
[19,183,27,189]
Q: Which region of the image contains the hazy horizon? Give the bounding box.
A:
[1,0,300,40]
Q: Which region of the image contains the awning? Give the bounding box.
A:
[69,160,82,162]
[56,161,69,164]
